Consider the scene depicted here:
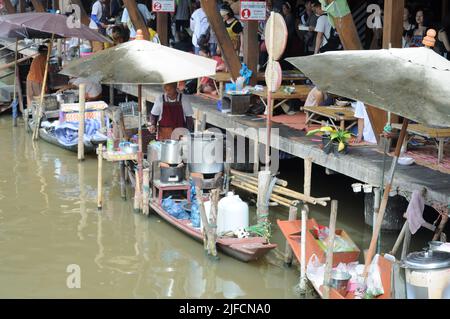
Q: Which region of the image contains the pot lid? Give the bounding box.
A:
[404,250,450,270]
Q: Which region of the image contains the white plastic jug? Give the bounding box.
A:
[217,192,249,235]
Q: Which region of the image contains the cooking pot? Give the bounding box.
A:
[428,241,444,251]
[187,132,224,174]
[160,140,182,164]
[402,250,450,299]
[330,270,351,296]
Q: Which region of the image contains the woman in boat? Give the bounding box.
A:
[409,9,428,47]
[148,82,194,140]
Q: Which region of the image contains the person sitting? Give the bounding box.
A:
[198,46,218,95]
[56,77,103,101]
[148,82,194,140]
[352,100,377,144]
[304,86,334,107]
[104,25,128,49]
[26,45,48,108]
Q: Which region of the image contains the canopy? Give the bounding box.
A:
[287,47,450,128]
[60,39,217,84]
[0,12,111,42]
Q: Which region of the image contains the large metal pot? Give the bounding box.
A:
[187,132,224,174]
[402,250,450,299]
[160,140,182,164]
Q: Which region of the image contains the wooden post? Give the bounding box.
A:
[304,158,312,197]
[68,0,91,26]
[284,205,298,265]
[16,60,24,119]
[200,112,207,131]
[257,170,271,223]
[323,200,338,299]
[30,0,45,12]
[390,221,407,256]
[364,119,409,277]
[33,36,53,141]
[134,168,141,212]
[200,0,241,81]
[382,0,405,49]
[3,0,16,13]
[19,0,25,12]
[137,84,144,208]
[119,161,126,200]
[243,20,259,85]
[97,143,103,210]
[157,13,169,46]
[12,39,18,127]
[123,0,151,40]
[253,132,260,174]
[142,168,150,215]
[209,188,220,258]
[78,83,86,161]
[299,205,309,292]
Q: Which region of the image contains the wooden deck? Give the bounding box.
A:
[115,84,449,206]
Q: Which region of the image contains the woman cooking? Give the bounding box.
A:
[148,82,194,140]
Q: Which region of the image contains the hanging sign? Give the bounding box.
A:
[240,1,266,21]
[152,0,175,13]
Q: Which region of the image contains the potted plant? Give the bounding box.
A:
[307,126,353,154]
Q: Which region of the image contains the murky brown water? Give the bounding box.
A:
[0,116,302,298]
[0,115,435,298]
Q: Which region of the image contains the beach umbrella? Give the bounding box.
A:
[287,31,448,278]
[286,46,450,128]
[60,31,217,208]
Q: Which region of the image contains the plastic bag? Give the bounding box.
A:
[365,254,384,298]
[162,197,190,220]
[190,200,201,228]
[306,254,325,287]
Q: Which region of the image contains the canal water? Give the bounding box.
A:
[0,116,433,298]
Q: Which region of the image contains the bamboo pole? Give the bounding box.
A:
[363,119,409,277]
[142,168,150,215]
[231,174,329,206]
[299,205,309,292]
[97,143,103,210]
[253,133,260,174]
[209,189,220,258]
[231,180,295,208]
[323,200,338,299]
[257,170,271,223]
[137,84,144,208]
[0,54,37,72]
[12,39,19,127]
[230,168,288,187]
[33,35,54,140]
[401,226,411,260]
[390,221,407,256]
[304,158,312,197]
[284,205,298,265]
[134,168,141,213]
[119,161,126,200]
[15,58,24,120]
[78,83,86,161]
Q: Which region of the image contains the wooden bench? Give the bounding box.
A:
[252,85,312,112]
[392,123,450,164]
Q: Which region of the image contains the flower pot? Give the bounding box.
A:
[333,142,349,155]
[322,136,333,154]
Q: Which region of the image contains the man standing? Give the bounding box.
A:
[312,1,341,54]
[190,3,209,55]
[149,83,194,140]
[174,0,191,33]
[89,0,107,52]
[26,45,48,109]
[121,0,153,40]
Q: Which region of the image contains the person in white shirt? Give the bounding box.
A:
[121,2,153,39]
[190,6,210,55]
[89,0,107,52]
[312,1,332,54]
[57,77,103,101]
[353,100,377,144]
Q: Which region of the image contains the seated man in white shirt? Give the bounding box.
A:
[57,77,103,101]
[352,100,377,144]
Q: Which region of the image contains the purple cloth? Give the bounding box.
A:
[406,190,425,234]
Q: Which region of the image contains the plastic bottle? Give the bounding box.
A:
[217,192,249,234]
[107,130,114,152]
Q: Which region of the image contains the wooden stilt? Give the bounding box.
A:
[12,39,18,127]
[77,83,86,161]
[119,161,126,200]
[257,170,272,223]
[97,143,103,210]
[33,34,54,140]
[304,158,312,197]
[209,189,220,258]
[253,133,260,174]
[299,205,309,292]
[142,168,150,215]
[134,169,141,213]
[284,205,298,265]
[323,200,338,299]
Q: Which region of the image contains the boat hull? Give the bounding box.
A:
[150,201,277,262]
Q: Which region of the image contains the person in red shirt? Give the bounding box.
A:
[26,45,48,108]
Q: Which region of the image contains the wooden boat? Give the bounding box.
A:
[277,218,392,299]
[149,200,277,262]
[28,119,104,153]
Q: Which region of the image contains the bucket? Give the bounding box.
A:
[330,270,351,296]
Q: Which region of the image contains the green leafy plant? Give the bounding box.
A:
[307,126,353,152]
